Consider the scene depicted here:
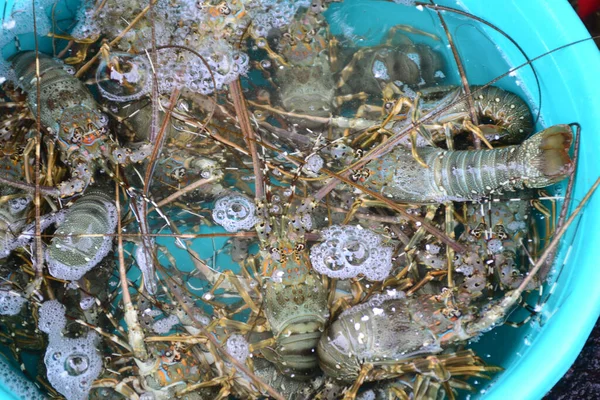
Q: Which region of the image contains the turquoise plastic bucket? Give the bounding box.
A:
[451,2,600,399]
[0,0,599,399]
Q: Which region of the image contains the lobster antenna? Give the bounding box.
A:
[30,0,45,294]
[515,175,600,297]
[428,0,482,149]
[538,122,580,281]
[328,34,598,180]
[415,0,543,125]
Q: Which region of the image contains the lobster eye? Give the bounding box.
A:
[98,113,109,126]
[171,167,186,180]
[72,127,83,143]
[384,101,394,111]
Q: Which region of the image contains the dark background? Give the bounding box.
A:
[544,1,600,398]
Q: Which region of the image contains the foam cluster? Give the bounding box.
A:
[38,300,102,400]
[0,357,46,400]
[304,154,324,175]
[310,225,393,281]
[96,52,152,102]
[46,192,118,282]
[69,2,100,40]
[7,196,31,214]
[328,142,354,162]
[152,314,180,334]
[250,0,311,38]
[226,334,250,363]
[70,0,310,96]
[212,193,258,232]
[0,288,27,316]
[38,300,68,338]
[155,44,249,95]
[358,390,376,400]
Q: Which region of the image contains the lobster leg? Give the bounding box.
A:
[342,363,373,400]
[46,33,99,64]
[384,24,441,46]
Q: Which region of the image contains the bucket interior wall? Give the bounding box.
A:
[0,0,599,399]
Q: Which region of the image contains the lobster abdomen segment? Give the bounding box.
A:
[364,124,573,203]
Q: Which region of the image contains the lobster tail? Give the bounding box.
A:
[518,124,574,188]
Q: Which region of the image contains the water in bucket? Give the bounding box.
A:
[0,0,598,399]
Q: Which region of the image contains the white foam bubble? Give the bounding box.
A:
[487,239,504,253]
[79,295,96,311]
[38,300,102,400]
[44,331,102,400]
[38,300,67,338]
[226,334,250,363]
[96,53,151,102]
[152,315,180,334]
[69,1,100,40]
[0,289,27,316]
[212,193,258,232]
[310,225,393,281]
[1,20,15,30]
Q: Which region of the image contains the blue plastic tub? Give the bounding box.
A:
[1,0,599,399]
[452,2,600,399]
